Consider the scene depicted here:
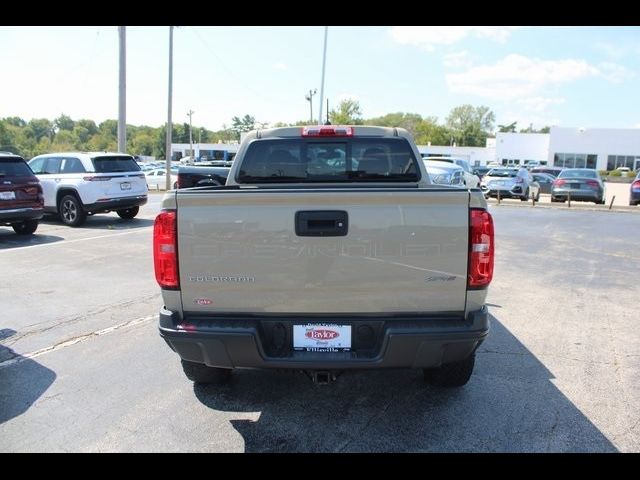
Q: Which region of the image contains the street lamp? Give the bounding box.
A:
[165,26,174,190]
[187,109,194,161]
[305,89,317,124]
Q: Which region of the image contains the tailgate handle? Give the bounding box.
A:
[295,211,348,237]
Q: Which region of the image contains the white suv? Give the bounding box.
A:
[422,156,479,188]
[28,152,148,226]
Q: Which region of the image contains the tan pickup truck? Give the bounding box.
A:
[154,126,494,387]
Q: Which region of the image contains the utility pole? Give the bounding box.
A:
[305,89,317,124]
[118,26,126,153]
[187,109,194,160]
[318,26,328,125]
[165,26,174,190]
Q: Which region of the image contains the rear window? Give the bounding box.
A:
[488,169,517,177]
[0,157,33,176]
[237,138,420,183]
[558,169,597,179]
[92,156,141,173]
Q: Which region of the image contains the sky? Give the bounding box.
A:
[1,26,639,131]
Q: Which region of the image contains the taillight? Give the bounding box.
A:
[585,180,600,189]
[301,126,354,137]
[631,180,640,190]
[553,179,566,187]
[153,210,179,289]
[468,209,494,289]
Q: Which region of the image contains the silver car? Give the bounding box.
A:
[550,168,605,204]
[481,167,540,201]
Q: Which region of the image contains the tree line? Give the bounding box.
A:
[0,103,550,160]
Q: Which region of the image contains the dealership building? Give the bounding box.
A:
[418,126,640,171]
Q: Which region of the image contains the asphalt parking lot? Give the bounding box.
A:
[1,193,639,452]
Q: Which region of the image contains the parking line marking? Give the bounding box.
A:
[0,227,152,253]
[0,314,156,368]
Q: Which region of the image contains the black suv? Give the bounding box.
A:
[0,153,44,235]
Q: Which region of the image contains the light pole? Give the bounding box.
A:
[305,89,317,124]
[118,26,126,153]
[165,26,174,190]
[317,26,329,125]
[187,109,194,160]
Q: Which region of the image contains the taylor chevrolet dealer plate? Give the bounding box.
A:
[293,324,351,352]
[0,191,16,200]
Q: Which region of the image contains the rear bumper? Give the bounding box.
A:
[158,307,489,370]
[630,189,640,205]
[83,195,147,213]
[0,206,44,224]
[482,185,525,198]
[551,188,601,202]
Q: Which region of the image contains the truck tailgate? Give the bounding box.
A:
[176,188,469,314]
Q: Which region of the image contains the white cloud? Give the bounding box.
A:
[633,123,640,129]
[598,62,634,83]
[446,54,598,100]
[516,97,566,112]
[273,62,287,71]
[390,26,522,51]
[443,50,471,68]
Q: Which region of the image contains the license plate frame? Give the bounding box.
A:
[120,182,131,191]
[293,324,352,352]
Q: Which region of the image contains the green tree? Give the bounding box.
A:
[414,118,452,146]
[98,119,118,138]
[3,117,27,128]
[54,114,75,132]
[231,115,256,141]
[329,99,363,125]
[27,118,54,142]
[498,121,518,133]
[445,104,495,146]
[364,112,425,137]
[76,119,98,136]
[128,132,155,156]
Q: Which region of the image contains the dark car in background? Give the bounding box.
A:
[551,168,605,204]
[531,172,556,194]
[530,166,563,178]
[473,166,491,182]
[177,165,230,188]
[630,171,640,206]
[0,153,44,235]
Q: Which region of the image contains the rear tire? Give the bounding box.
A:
[116,206,139,219]
[12,219,39,235]
[59,194,86,227]
[423,353,475,387]
[520,188,529,201]
[181,359,231,385]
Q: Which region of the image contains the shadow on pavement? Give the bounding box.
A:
[0,232,64,250]
[40,215,154,230]
[193,315,617,452]
[0,329,57,425]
